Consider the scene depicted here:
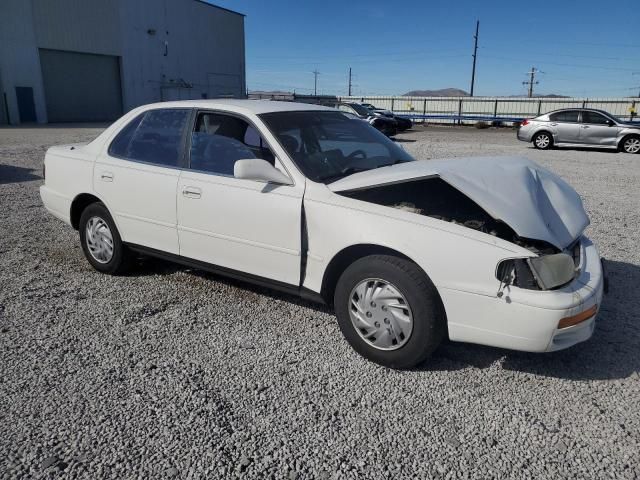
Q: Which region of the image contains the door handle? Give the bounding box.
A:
[100,171,114,182]
[581,125,590,129]
[182,186,202,199]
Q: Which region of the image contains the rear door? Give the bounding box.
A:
[548,110,581,143]
[176,110,304,286]
[94,108,191,254]
[579,111,620,146]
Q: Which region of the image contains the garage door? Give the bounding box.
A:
[39,49,122,122]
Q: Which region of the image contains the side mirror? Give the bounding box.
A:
[606,119,615,126]
[234,158,292,185]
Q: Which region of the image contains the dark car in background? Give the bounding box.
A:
[335,102,398,136]
[361,103,413,132]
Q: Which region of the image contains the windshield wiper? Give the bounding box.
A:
[319,166,369,183]
[375,159,408,169]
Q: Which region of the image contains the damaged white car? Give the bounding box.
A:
[40,100,606,368]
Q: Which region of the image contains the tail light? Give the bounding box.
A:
[521,119,530,127]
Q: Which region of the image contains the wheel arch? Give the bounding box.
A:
[533,129,555,144]
[70,193,106,230]
[618,132,640,152]
[319,243,435,306]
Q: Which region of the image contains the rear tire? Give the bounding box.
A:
[533,131,553,150]
[334,255,446,369]
[79,202,132,274]
[620,135,640,154]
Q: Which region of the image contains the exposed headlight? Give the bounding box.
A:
[528,253,576,290]
[497,253,576,291]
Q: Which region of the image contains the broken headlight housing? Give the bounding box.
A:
[497,253,577,291]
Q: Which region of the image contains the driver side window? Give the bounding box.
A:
[189,112,276,176]
[582,111,609,125]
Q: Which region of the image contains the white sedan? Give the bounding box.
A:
[40,100,605,368]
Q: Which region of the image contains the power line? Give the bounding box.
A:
[483,55,637,72]
[469,20,479,97]
[312,69,320,95]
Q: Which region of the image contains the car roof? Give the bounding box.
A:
[543,107,612,116]
[139,99,336,115]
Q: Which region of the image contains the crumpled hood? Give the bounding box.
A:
[329,156,589,249]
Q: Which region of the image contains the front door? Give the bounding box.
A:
[94,108,191,254]
[177,111,304,286]
[579,111,620,146]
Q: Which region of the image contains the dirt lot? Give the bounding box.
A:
[1,124,639,479]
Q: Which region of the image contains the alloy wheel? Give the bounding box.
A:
[535,134,550,149]
[623,137,640,154]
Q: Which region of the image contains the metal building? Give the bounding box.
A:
[0,0,245,124]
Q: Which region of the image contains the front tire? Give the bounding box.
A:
[621,135,640,154]
[533,131,553,150]
[79,202,132,274]
[334,255,446,369]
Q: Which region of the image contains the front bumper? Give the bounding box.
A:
[444,236,605,352]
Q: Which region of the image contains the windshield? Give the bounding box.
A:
[605,112,624,123]
[346,103,371,116]
[260,111,415,183]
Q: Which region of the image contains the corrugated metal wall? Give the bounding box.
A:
[0,0,246,123]
[338,96,639,124]
[31,0,122,56]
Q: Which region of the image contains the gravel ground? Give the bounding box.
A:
[1,124,639,479]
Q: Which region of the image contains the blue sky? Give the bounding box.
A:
[212,0,640,97]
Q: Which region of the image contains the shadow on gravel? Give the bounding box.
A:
[393,138,416,143]
[133,257,332,315]
[527,146,619,154]
[425,259,640,381]
[131,256,640,380]
[0,164,41,184]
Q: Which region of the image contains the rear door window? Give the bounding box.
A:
[109,108,190,167]
[549,110,580,123]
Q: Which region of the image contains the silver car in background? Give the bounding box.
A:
[517,108,640,154]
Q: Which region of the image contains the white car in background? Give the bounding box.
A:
[40,100,605,368]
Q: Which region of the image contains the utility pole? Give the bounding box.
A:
[312,69,320,96]
[469,20,479,97]
[523,67,540,98]
[348,67,352,96]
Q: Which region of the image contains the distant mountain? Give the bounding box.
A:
[403,88,469,97]
[402,89,570,98]
[533,94,570,98]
